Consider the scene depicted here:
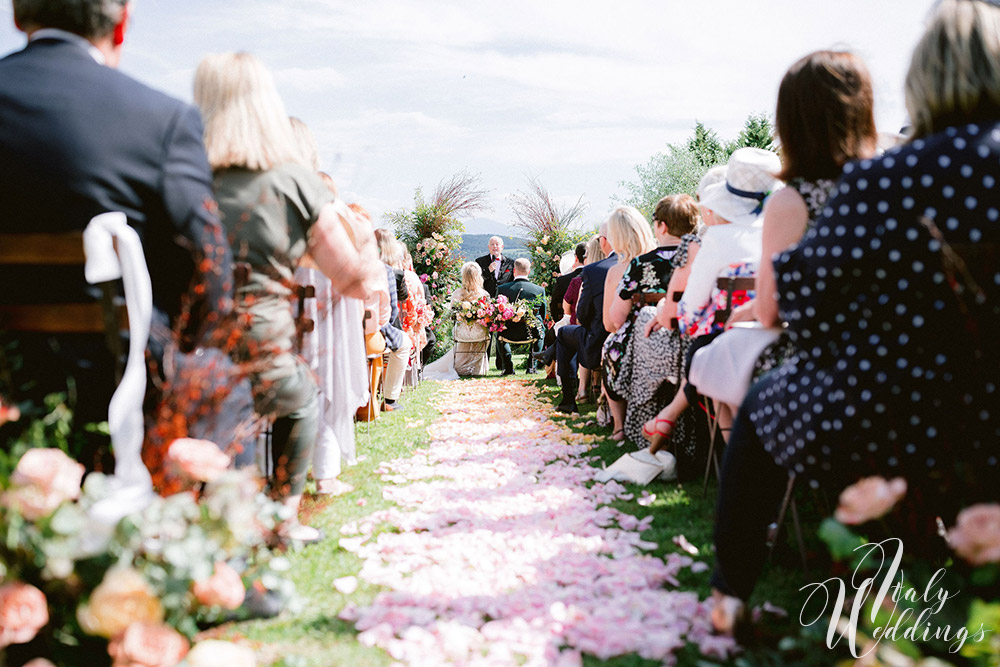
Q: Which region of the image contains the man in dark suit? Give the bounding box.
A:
[475,235,515,298]
[554,229,615,412]
[0,1,235,451]
[496,259,546,376]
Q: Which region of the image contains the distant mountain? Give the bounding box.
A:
[458,234,530,261]
[461,216,519,237]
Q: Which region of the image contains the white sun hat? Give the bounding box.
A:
[698,148,783,226]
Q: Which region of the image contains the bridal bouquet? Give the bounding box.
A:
[491,295,531,333]
[455,295,494,328]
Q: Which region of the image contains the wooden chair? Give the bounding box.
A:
[713,275,757,326]
[0,231,127,380]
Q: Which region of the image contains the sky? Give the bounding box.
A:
[0,1,931,234]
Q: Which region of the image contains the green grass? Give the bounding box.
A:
[221,353,823,665]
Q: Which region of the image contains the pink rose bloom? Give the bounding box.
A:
[167,438,230,483]
[108,622,189,667]
[948,504,1000,566]
[4,448,84,520]
[0,582,49,648]
[834,476,907,525]
[192,562,245,610]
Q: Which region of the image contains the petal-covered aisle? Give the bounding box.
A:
[337,378,734,665]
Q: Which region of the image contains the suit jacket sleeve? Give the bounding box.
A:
[160,103,234,345]
[576,266,599,327]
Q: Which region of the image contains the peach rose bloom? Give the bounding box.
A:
[22,660,57,667]
[185,640,257,667]
[77,568,164,638]
[108,622,189,667]
[167,438,231,483]
[0,581,49,648]
[834,476,907,525]
[3,448,85,520]
[192,561,245,610]
[948,504,1000,566]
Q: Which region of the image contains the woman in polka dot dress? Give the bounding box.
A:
[711,0,1000,632]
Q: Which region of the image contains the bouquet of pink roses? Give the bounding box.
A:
[455,294,495,329]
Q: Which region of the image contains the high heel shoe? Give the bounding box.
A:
[643,416,676,453]
[711,592,749,640]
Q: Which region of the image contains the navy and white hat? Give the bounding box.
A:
[699,147,782,225]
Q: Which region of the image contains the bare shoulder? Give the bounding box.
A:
[763,186,808,224]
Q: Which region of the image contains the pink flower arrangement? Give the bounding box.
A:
[834,476,907,525]
[947,504,1000,566]
[107,622,189,667]
[192,561,245,610]
[2,448,84,521]
[0,581,49,648]
[167,438,231,484]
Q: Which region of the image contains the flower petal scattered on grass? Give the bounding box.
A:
[345,379,733,664]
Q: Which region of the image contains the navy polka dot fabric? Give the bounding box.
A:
[745,122,1000,490]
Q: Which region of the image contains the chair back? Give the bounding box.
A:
[713,276,756,325]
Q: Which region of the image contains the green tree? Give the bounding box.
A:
[728,112,776,153]
[686,121,728,168]
[616,113,777,218]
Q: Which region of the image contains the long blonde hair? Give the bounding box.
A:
[289,116,320,171]
[584,236,606,264]
[905,0,1000,139]
[606,206,656,264]
[194,52,301,171]
[374,228,403,269]
[460,261,484,295]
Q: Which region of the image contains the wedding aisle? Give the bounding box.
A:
[335,377,735,665]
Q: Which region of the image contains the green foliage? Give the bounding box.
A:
[617,114,776,218]
[508,177,590,291]
[386,171,491,361]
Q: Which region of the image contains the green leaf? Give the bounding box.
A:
[961,599,1000,658]
[969,563,1000,587]
[818,518,867,561]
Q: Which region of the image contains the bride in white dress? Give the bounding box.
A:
[423,262,491,380]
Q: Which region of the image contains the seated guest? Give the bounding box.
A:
[550,243,587,324]
[195,51,367,542]
[0,0,236,470]
[712,1,1000,631]
[605,195,700,445]
[564,237,606,327]
[599,207,657,439]
[373,230,411,411]
[644,148,782,452]
[496,258,547,375]
[400,246,432,367]
[554,222,616,412]
[451,262,491,377]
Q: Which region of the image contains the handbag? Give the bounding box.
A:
[689,322,782,407]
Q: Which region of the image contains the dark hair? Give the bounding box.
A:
[776,50,878,182]
[574,242,587,264]
[652,194,699,238]
[13,0,126,38]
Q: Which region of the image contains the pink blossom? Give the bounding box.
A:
[835,476,907,525]
[948,504,1000,566]
[3,448,84,520]
[0,582,48,648]
[167,438,230,483]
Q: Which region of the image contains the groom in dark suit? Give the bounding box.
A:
[496,259,546,376]
[0,0,236,453]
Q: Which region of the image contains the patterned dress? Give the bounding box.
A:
[602,243,681,393]
[746,123,1000,497]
